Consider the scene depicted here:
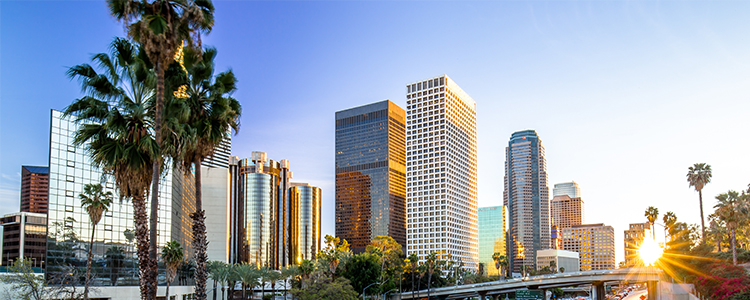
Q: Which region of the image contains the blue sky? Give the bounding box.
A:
[2,1,750,264]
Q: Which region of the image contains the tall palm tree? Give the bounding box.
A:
[491,252,505,279]
[235,263,259,300]
[708,214,727,252]
[280,265,297,300]
[162,241,185,300]
[425,252,443,300]
[65,37,157,300]
[80,183,114,300]
[644,206,659,240]
[714,190,749,265]
[106,246,126,286]
[663,211,677,243]
[207,261,228,300]
[107,2,215,298]
[687,163,712,240]
[408,253,418,300]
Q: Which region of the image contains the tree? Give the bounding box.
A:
[366,236,403,286]
[162,240,185,300]
[687,163,712,241]
[107,1,215,298]
[0,258,45,300]
[80,183,114,300]
[297,259,315,288]
[407,253,419,300]
[280,265,298,300]
[207,261,229,300]
[341,253,380,295]
[425,252,444,299]
[317,235,351,277]
[663,211,677,243]
[549,260,557,274]
[492,252,507,279]
[65,37,157,300]
[105,246,126,286]
[715,190,749,265]
[645,206,659,240]
[235,263,259,300]
[709,214,728,252]
[559,267,565,273]
[291,277,358,300]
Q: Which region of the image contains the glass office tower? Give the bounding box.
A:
[553,181,581,198]
[335,100,406,253]
[405,75,479,270]
[504,130,550,273]
[290,183,321,263]
[478,206,506,276]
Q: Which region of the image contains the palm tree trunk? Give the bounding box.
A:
[193,157,208,300]
[166,280,171,300]
[213,279,217,300]
[411,270,415,300]
[427,272,432,299]
[731,229,737,265]
[699,190,706,241]
[134,196,153,300]
[717,234,722,252]
[150,59,168,300]
[85,223,96,300]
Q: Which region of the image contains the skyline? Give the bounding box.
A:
[2,1,750,265]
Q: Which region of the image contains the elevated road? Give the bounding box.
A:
[395,267,661,300]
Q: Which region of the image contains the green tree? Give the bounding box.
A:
[342,253,380,295]
[80,183,114,300]
[0,258,45,300]
[105,246,126,286]
[708,214,728,252]
[297,259,315,288]
[425,252,444,299]
[280,265,298,300]
[162,240,185,300]
[645,206,660,240]
[663,211,677,243]
[107,1,215,298]
[234,263,259,300]
[407,253,419,300]
[65,37,157,300]
[687,163,712,241]
[317,235,351,276]
[366,236,403,285]
[492,252,507,279]
[207,261,228,300]
[549,260,557,274]
[714,190,749,265]
[559,267,565,273]
[291,277,358,300]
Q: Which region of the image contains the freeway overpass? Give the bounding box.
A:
[395,267,662,300]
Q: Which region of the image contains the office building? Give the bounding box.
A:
[20,166,49,214]
[46,110,193,289]
[335,100,406,253]
[1,212,46,267]
[562,223,615,271]
[478,206,506,276]
[553,181,581,198]
[536,249,579,273]
[231,152,321,269]
[504,130,550,272]
[405,75,478,269]
[551,195,584,230]
[624,222,650,267]
[201,132,232,169]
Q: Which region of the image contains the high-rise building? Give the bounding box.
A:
[405,75,478,269]
[46,110,194,292]
[553,181,581,198]
[201,132,232,168]
[562,223,615,271]
[335,100,406,253]
[504,130,550,272]
[478,206,506,276]
[231,152,321,269]
[20,166,49,214]
[1,212,46,267]
[550,195,584,230]
[624,222,649,267]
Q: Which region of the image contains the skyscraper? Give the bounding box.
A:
[562,223,616,271]
[20,166,49,214]
[553,181,581,198]
[504,130,550,272]
[201,132,232,168]
[478,206,506,275]
[624,222,649,267]
[290,183,321,262]
[405,75,478,269]
[335,100,406,253]
[550,195,584,230]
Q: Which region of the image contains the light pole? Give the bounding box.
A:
[363,282,378,300]
[383,288,397,300]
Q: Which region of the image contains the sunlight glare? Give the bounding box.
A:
[639,237,663,266]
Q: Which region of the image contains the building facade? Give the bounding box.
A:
[562,223,615,271]
[536,249,579,273]
[1,212,46,267]
[405,75,478,269]
[335,100,406,253]
[504,130,550,272]
[624,222,649,267]
[290,183,321,263]
[553,181,581,198]
[478,206,506,276]
[550,195,584,230]
[201,132,232,169]
[20,166,49,214]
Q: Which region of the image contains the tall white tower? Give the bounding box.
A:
[405,75,478,269]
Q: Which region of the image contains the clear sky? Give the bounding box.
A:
[2,1,749,264]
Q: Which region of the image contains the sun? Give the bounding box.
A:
[638,237,663,266]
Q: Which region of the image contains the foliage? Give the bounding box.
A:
[317,235,351,276]
[693,262,750,300]
[1,258,85,300]
[105,246,126,286]
[687,163,712,239]
[342,252,381,294]
[645,206,659,240]
[290,276,358,300]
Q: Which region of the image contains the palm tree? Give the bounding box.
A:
[663,211,677,243]
[491,252,505,279]
[105,246,126,286]
[297,259,315,288]
[559,267,565,273]
[80,183,114,300]
[65,37,157,300]
[425,252,442,299]
[549,260,557,274]
[408,253,418,300]
[687,163,712,240]
[644,206,659,240]
[708,214,727,252]
[280,265,297,300]
[235,263,259,300]
[714,190,749,265]
[107,2,215,298]
[207,261,228,300]
[258,266,271,299]
[265,269,283,300]
[162,241,185,300]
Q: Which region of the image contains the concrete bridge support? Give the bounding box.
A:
[647,281,658,300]
[592,281,606,300]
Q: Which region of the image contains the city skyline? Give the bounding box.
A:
[3,1,750,266]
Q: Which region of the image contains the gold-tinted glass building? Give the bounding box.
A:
[562,223,615,271]
[335,100,406,253]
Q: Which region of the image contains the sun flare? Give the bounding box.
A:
[638,237,663,266]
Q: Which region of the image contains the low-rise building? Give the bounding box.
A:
[1,212,46,267]
[536,249,579,273]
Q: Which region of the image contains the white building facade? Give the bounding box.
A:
[405,75,478,270]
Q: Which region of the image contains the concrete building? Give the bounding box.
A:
[562,224,615,271]
[536,249,579,273]
[20,166,49,214]
[335,100,406,253]
[405,75,478,269]
[504,130,550,272]
[551,195,584,230]
[624,222,650,267]
[553,181,581,198]
[1,212,46,267]
[478,206,506,276]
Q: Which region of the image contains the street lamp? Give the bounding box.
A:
[383,288,398,300]
[363,282,379,300]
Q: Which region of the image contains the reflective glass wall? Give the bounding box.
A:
[290,184,321,263]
